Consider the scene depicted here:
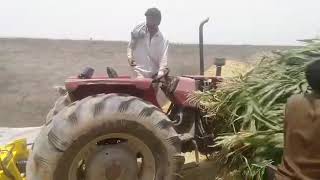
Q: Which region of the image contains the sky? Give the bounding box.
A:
[0,0,319,45]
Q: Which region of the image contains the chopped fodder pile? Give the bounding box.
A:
[190,40,320,179]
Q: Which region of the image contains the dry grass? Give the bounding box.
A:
[205,59,254,77]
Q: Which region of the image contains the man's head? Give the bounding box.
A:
[306,60,320,94]
[145,8,161,34]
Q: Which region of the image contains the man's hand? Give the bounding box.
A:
[156,70,164,79]
[128,58,136,66]
[152,70,169,83]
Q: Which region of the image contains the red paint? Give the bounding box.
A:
[64,75,218,108]
[65,76,159,107]
[172,77,196,107]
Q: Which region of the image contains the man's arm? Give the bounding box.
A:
[128,22,146,66]
[127,39,136,66]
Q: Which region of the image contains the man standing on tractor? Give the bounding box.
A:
[127,7,169,79]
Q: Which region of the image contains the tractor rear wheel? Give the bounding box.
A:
[45,94,71,124]
[27,94,184,180]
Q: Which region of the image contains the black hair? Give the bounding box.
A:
[306,60,320,93]
[145,8,161,22]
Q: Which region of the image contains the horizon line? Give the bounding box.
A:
[0,36,302,47]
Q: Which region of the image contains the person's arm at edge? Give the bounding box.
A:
[127,37,136,66]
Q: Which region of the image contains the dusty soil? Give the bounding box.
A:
[0,38,297,127]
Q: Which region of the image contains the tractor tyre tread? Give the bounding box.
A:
[27,94,184,180]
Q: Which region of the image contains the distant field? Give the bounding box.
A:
[0,38,298,127]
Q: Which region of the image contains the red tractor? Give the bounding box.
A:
[27,18,224,180]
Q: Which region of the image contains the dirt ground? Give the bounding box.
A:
[0,38,297,127]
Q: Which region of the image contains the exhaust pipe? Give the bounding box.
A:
[214,57,226,76]
[199,17,209,76]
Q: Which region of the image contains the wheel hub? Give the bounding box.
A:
[69,133,156,180]
[85,144,138,180]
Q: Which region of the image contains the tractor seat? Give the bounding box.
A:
[106,67,118,78]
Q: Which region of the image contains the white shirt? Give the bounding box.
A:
[127,23,168,78]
